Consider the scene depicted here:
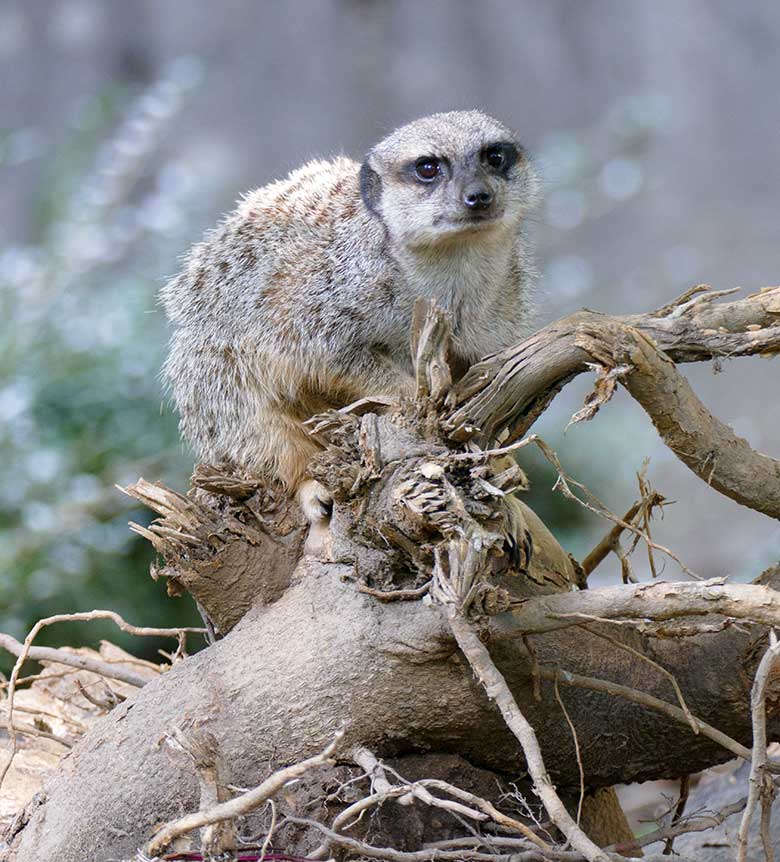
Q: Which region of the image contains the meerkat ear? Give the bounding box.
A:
[359,159,382,216]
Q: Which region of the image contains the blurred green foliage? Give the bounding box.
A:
[1,65,206,673]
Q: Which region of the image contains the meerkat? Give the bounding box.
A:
[161,110,538,527]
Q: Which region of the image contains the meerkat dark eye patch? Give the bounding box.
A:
[482,142,519,173]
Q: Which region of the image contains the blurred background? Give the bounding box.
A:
[1,0,779,666]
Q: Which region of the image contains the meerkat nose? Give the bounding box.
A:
[462,183,494,211]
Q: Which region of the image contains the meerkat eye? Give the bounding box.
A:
[414,157,441,182]
[484,146,506,169]
[483,143,518,172]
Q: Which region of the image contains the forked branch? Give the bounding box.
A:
[448,285,780,519]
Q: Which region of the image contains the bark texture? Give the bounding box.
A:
[7,441,779,861]
[448,286,780,517]
[5,288,780,861]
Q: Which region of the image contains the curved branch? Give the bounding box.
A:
[145,734,342,857]
[589,323,780,519]
[491,576,780,637]
[0,633,149,689]
[447,286,780,518]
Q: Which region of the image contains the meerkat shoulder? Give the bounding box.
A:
[161,155,392,337]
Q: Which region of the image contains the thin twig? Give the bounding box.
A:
[259,798,277,860]
[450,436,537,462]
[379,758,551,846]
[6,703,87,731]
[310,770,549,861]
[607,795,747,855]
[580,501,642,577]
[144,732,343,856]
[286,815,528,861]
[580,463,666,580]
[426,834,713,862]
[417,779,549,848]
[661,774,689,855]
[568,621,699,733]
[553,674,585,828]
[0,633,150,688]
[535,665,779,772]
[76,677,123,710]
[423,836,550,851]
[0,719,73,748]
[530,436,700,580]
[297,814,706,862]
[636,462,662,579]
[447,614,610,862]
[737,631,780,862]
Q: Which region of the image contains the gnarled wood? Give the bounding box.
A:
[7,288,780,861]
[6,404,780,861]
[7,553,779,862]
[121,465,307,634]
[448,287,780,518]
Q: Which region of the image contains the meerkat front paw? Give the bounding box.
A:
[297,479,333,524]
[298,480,333,559]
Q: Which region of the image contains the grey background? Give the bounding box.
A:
[2,0,778,624]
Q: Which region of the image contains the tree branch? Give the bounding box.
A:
[737,633,780,862]
[0,633,150,689]
[492,576,780,637]
[447,286,780,518]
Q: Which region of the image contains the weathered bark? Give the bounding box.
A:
[7,425,780,861]
[448,286,780,517]
[493,570,780,637]
[122,464,307,634]
[5,288,780,860]
[7,554,779,861]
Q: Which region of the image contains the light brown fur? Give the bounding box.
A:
[161,112,538,518]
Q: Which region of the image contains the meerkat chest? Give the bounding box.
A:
[399,241,515,351]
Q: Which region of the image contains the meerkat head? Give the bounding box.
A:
[360,110,537,250]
